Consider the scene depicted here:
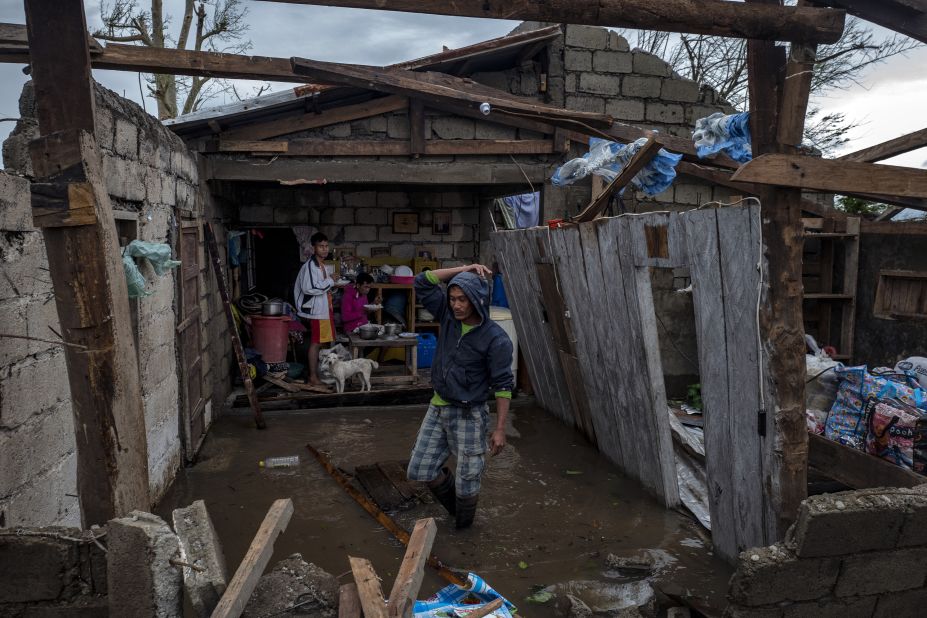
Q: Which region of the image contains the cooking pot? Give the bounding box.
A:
[262,299,286,316]
[357,324,383,340]
[382,323,402,337]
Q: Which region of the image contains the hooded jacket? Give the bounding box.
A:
[415,271,514,406]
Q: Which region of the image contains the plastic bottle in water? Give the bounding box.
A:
[259,455,300,468]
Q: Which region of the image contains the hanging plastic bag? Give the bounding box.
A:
[865,398,920,469]
[124,240,181,276]
[550,137,682,196]
[123,254,151,298]
[692,112,752,163]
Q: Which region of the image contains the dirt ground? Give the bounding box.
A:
[158,402,732,615]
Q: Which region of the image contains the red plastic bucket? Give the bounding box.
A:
[252,316,290,363]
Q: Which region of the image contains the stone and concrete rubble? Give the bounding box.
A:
[107,511,182,617]
[242,553,340,618]
[172,499,229,617]
[727,485,927,617]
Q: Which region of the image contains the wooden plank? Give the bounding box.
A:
[387,518,438,618]
[218,140,289,153]
[861,221,927,235]
[731,154,927,199]
[24,0,150,526]
[808,433,924,488]
[204,223,265,429]
[212,498,295,618]
[839,127,927,163]
[356,465,407,511]
[259,0,847,43]
[839,217,861,359]
[349,557,388,618]
[338,584,362,618]
[290,57,615,133]
[574,136,660,222]
[236,138,555,157]
[376,461,423,502]
[221,96,408,142]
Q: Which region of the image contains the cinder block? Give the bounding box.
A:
[114,116,139,159]
[387,114,409,139]
[622,76,662,98]
[376,192,409,209]
[578,72,620,96]
[729,544,840,606]
[564,49,592,71]
[239,206,274,224]
[632,51,672,76]
[606,99,646,122]
[2,129,37,177]
[354,207,387,226]
[344,191,377,208]
[474,122,517,140]
[0,527,78,602]
[593,51,632,74]
[896,485,927,547]
[431,117,476,140]
[344,225,378,242]
[273,208,310,225]
[836,548,927,597]
[0,402,75,494]
[3,451,80,528]
[661,79,701,103]
[646,102,685,124]
[792,492,909,558]
[782,595,878,618]
[565,73,577,93]
[607,30,630,52]
[0,232,53,302]
[390,243,416,258]
[172,500,228,617]
[565,24,608,50]
[873,586,927,617]
[0,350,70,429]
[565,95,606,114]
[107,511,182,618]
[319,207,354,225]
[519,71,539,96]
[674,184,708,206]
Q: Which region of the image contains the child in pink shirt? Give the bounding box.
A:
[341,273,377,333]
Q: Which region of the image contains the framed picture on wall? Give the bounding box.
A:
[370,246,391,257]
[417,246,437,260]
[433,210,451,235]
[392,212,419,234]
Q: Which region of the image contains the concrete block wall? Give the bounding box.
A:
[237,187,481,262]
[727,486,927,617]
[0,172,80,528]
[2,81,230,520]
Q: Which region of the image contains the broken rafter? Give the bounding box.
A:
[731,154,927,199]
[574,135,661,223]
[289,57,615,133]
[839,127,927,163]
[256,0,846,43]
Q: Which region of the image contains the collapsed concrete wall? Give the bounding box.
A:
[1,82,233,525]
[727,486,927,617]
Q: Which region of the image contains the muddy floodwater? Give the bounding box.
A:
[158,403,732,615]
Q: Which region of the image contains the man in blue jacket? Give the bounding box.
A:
[407,264,514,529]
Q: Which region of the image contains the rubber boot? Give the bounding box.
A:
[455,494,479,529]
[428,468,456,516]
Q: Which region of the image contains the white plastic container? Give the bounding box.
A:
[490,306,518,386]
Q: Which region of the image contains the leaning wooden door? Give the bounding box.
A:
[176,220,207,459]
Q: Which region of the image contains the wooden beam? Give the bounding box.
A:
[338,584,362,618]
[214,138,556,156]
[24,0,150,526]
[212,498,295,618]
[813,0,927,44]
[257,0,846,43]
[808,433,924,488]
[387,518,437,618]
[218,140,289,153]
[220,95,408,142]
[349,557,388,618]
[574,136,660,222]
[839,127,927,163]
[289,57,615,133]
[731,154,927,199]
[409,99,425,156]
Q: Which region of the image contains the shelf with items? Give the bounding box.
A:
[368,282,416,333]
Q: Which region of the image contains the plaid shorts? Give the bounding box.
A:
[407,403,490,497]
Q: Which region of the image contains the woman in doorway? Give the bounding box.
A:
[341,273,380,333]
[294,232,343,386]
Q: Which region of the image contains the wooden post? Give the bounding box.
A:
[746,0,813,541]
[387,518,438,618]
[24,0,150,525]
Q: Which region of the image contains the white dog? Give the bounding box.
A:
[320,353,379,393]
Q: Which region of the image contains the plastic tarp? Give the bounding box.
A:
[550,137,682,196]
[413,573,516,618]
[122,240,181,299]
[692,111,752,163]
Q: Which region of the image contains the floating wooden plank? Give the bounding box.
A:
[259,0,846,43]
[813,0,927,44]
[212,498,295,618]
[574,136,660,222]
[338,583,362,618]
[463,598,504,618]
[376,461,428,502]
[808,433,924,488]
[355,464,408,512]
[290,57,614,133]
[731,154,927,199]
[349,557,388,618]
[839,127,927,163]
[387,518,437,618]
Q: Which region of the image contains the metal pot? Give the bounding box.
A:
[382,323,402,337]
[357,324,383,340]
[262,299,285,316]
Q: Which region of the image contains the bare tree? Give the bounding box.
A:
[623,18,921,153]
[94,0,267,119]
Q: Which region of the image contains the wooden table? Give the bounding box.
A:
[347,333,419,385]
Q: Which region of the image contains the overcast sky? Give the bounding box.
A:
[1,1,924,169]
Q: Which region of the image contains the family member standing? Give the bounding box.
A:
[293,232,341,385]
[406,264,514,529]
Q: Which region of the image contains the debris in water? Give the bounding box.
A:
[604,553,655,575]
[518,561,529,570]
[525,590,554,604]
[545,580,656,617]
[565,470,583,476]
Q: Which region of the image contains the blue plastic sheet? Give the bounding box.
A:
[550,137,682,196]
[692,111,752,163]
[413,573,515,618]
